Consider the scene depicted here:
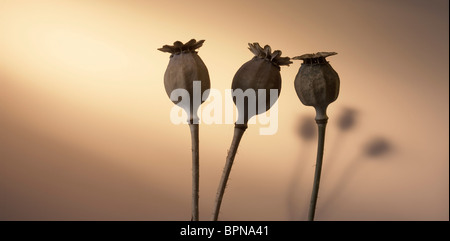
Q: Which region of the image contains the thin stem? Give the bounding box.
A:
[189,123,199,221]
[212,124,247,221]
[308,121,327,221]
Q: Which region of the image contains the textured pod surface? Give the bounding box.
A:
[158,39,211,116]
[232,43,291,124]
[293,52,339,120]
[232,57,282,111]
[164,52,210,104]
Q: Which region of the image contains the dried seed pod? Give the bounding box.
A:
[293,52,339,122]
[158,39,211,122]
[292,52,340,221]
[232,43,292,125]
[212,43,290,221]
[158,39,210,221]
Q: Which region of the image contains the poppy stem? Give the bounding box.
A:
[308,120,327,221]
[189,123,200,221]
[212,124,247,221]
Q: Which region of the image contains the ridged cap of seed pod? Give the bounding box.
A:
[247,43,292,68]
[158,39,206,56]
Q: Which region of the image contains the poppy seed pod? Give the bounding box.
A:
[292,52,340,221]
[232,43,291,125]
[158,39,211,123]
[293,52,339,122]
[158,39,210,221]
[212,43,291,221]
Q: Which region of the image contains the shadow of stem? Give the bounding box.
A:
[318,137,393,217]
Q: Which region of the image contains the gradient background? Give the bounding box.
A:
[0,0,448,221]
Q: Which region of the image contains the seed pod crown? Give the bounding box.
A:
[292,52,337,61]
[248,43,292,68]
[158,39,206,57]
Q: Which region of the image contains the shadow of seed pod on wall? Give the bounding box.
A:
[293,52,340,122]
[232,43,292,125]
[158,39,211,123]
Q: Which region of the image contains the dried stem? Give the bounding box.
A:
[308,120,327,221]
[189,123,199,221]
[212,124,247,221]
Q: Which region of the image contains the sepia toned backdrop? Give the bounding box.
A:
[0,0,448,220]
